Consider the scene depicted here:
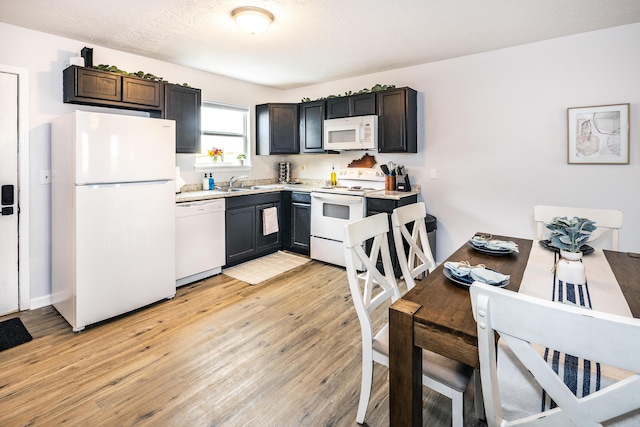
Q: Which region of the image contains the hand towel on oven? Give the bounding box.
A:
[262,206,279,235]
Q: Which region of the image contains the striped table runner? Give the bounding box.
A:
[496,242,637,424]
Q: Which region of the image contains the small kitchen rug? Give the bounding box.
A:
[223,251,311,285]
[0,317,33,352]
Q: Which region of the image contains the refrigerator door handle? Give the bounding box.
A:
[77,179,173,188]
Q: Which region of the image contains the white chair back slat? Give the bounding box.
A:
[345,212,472,426]
[470,282,640,427]
[533,205,623,250]
[391,202,436,291]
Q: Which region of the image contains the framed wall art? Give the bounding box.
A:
[567,103,629,164]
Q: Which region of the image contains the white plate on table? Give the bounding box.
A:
[443,267,509,289]
[467,242,516,256]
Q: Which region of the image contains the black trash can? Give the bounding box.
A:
[424,214,437,261]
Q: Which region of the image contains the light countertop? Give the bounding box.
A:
[176,184,421,203]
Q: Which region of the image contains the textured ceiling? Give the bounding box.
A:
[2,0,640,89]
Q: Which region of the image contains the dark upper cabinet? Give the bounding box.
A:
[163,84,202,154]
[256,103,300,155]
[377,87,417,153]
[299,100,325,153]
[325,92,376,119]
[73,67,121,101]
[325,97,349,119]
[63,66,163,111]
[351,93,377,116]
[122,77,162,107]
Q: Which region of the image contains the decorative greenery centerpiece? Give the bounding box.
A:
[91,64,192,87]
[300,83,396,103]
[208,148,224,162]
[545,216,597,253]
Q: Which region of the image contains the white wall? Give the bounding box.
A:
[285,23,640,260]
[0,23,282,306]
[2,21,639,307]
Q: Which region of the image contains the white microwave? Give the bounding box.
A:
[323,115,378,151]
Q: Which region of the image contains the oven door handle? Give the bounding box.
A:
[311,193,363,204]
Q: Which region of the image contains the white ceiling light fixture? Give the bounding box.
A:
[231,6,274,35]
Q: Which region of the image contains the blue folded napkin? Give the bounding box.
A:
[444,261,510,285]
[469,236,519,253]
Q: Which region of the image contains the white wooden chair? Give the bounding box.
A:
[344,213,473,426]
[533,205,623,250]
[470,282,640,427]
[391,202,436,291]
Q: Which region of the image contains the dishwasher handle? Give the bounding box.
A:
[176,199,225,217]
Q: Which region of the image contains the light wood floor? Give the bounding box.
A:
[0,260,485,426]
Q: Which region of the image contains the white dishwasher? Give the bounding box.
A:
[176,198,225,287]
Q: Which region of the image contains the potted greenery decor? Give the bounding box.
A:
[545,216,597,254]
[545,216,597,285]
[237,153,246,165]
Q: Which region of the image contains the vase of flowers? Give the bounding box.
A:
[237,153,246,166]
[208,148,223,163]
[545,216,597,285]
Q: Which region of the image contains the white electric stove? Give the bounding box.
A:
[310,168,386,267]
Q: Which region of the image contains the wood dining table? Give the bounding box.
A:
[388,234,640,426]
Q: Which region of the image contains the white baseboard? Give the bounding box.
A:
[30,294,53,310]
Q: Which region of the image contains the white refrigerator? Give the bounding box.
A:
[52,111,176,331]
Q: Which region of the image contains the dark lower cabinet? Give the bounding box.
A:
[366,195,417,277]
[290,192,311,255]
[225,205,256,264]
[225,193,282,266]
[256,202,281,253]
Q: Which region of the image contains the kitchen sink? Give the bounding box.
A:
[250,184,285,190]
[202,188,251,195]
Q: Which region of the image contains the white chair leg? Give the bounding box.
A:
[356,354,373,424]
[451,390,464,427]
[473,369,485,420]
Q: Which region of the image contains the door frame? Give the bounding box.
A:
[1,64,30,310]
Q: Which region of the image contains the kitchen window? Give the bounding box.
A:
[196,101,249,168]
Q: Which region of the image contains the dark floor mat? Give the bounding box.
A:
[0,317,33,352]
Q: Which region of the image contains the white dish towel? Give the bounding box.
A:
[262,206,279,235]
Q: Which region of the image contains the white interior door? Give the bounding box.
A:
[0,71,19,315]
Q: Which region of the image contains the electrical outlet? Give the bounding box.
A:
[430,169,438,180]
[266,163,271,172]
[301,164,306,171]
[41,170,51,184]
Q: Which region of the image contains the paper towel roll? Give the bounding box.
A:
[69,57,85,67]
[175,167,185,193]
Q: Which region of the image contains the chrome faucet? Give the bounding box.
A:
[229,175,248,189]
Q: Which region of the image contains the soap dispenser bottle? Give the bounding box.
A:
[209,173,214,190]
[202,173,209,190]
[330,165,337,186]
